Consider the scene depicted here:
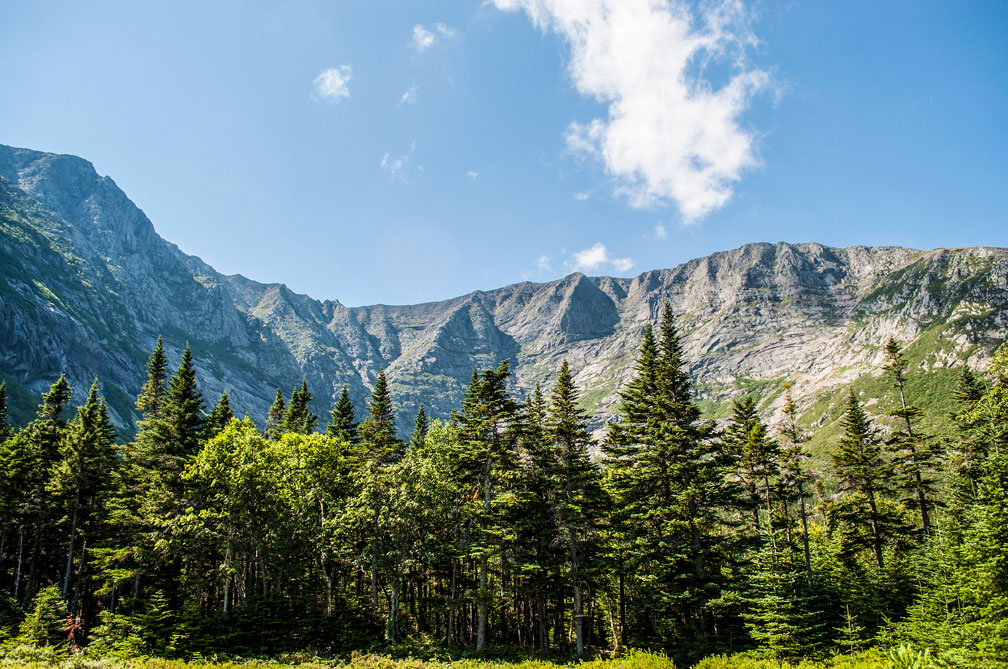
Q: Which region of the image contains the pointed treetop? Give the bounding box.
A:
[206,390,234,440]
[38,374,72,423]
[410,404,428,449]
[166,343,205,457]
[137,335,169,417]
[283,379,318,435]
[326,386,358,444]
[266,388,286,440]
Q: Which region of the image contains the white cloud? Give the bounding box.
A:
[466,170,479,180]
[537,254,552,271]
[567,243,634,274]
[654,222,667,239]
[312,66,352,102]
[492,0,772,221]
[573,191,591,201]
[412,25,435,51]
[412,23,457,52]
[400,84,419,106]
[380,141,417,181]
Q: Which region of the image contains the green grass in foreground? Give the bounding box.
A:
[0,647,917,669]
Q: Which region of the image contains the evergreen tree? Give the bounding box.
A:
[410,404,428,449]
[283,379,318,435]
[266,388,286,440]
[605,302,738,651]
[165,344,204,460]
[882,337,939,534]
[779,385,813,586]
[18,585,66,647]
[206,390,234,440]
[326,386,358,444]
[136,336,168,418]
[831,390,893,569]
[50,380,117,602]
[0,380,12,443]
[545,360,607,657]
[359,369,401,463]
[452,361,519,650]
[722,396,763,532]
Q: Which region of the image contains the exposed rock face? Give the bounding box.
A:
[1,144,1006,439]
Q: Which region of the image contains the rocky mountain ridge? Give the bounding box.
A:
[1,144,1006,441]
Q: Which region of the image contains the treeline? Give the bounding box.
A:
[0,302,1005,665]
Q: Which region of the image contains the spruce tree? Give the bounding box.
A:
[266,388,286,440]
[206,391,234,440]
[779,385,813,586]
[52,380,117,601]
[164,344,204,460]
[283,380,318,435]
[326,386,358,444]
[883,337,939,534]
[0,380,12,443]
[545,360,606,657]
[832,389,892,569]
[410,404,428,449]
[452,361,519,650]
[359,369,401,462]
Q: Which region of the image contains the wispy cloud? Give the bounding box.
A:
[537,254,552,271]
[412,22,457,52]
[492,0,773,221]
[380,141,418,181]
[312,66,352,102]
[566,243,634,274]
[400,84,419,106]
[573,191,590,201]
[654,222,667,239]
[465,170,479,181]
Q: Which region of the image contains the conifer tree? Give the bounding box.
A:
[266,388,286,440]
[452,361,519,650]
[51,380,117,602]
[206,391,234,440]
[165,344,204,460]
[723,396,763,531]
[359,369,401,462]
[779,385,813,586]
[545,360,606,657]
[410,404,428,449]
[832,390,892,569]
[326,386,358,444]
[605,302,737,645]
[283,379,318,435]
[882,337,939,534]
[0,380,12,443]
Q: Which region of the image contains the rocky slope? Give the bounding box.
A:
[1,144,1006,442]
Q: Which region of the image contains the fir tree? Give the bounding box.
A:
[18,585,66,647]
[0,380,12,443]
[283,379,318,435]
[206,390,234,440]
[136,336,168,418]
[882,337,939,535]
[545,360,607,657]
[51,379,117,601]
[326,386,358,444]
[779,385,813,586]
[165,344,204,460]
[359,369,401,463]
[831,389,893,569]
[410,404,428,449]
[266,388,286,440]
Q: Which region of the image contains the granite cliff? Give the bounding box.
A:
[2,145,1006,444]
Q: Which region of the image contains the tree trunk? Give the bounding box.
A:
[865,486,884,569]
[799,491,813,587]
[14,530,23,600]
[62,499,80,599]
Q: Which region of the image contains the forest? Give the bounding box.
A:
[0,302,1005,667]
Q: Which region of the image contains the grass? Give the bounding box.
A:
[0,648,906,669]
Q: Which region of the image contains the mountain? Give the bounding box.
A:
[1,144,1006,445]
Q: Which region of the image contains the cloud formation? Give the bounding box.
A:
[312,66,352,102]
[380,141,418,181]
[400,84,419,106]
[412,23,457,52]
[492,0,772,221]
[568,243,633,273]
[466,170,479,181]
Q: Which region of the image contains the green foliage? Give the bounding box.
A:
[17,586,65,648]
[326,385,359,444]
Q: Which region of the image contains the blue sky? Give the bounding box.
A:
[1,1,1006,306]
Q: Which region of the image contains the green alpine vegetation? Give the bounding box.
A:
[0,302,1005,668]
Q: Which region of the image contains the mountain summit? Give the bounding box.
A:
[1,145,1006,440]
